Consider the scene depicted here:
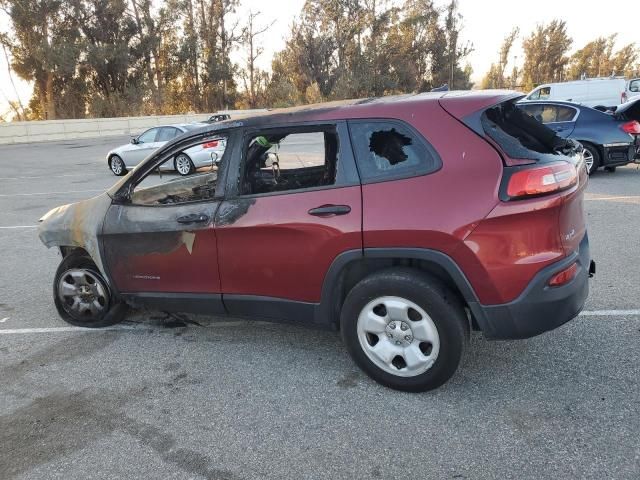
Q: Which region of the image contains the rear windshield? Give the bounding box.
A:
[482,101,572,160]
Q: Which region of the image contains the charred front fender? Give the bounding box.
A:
[38,194,113,276]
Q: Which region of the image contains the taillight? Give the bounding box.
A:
[506,162,578,199]
[203,140,220,149]
[548,262,578,287]
[621,120,640,135]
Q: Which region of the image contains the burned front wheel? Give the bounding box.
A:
[53,252,126,327]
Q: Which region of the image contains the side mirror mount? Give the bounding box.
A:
[130,137,139,145]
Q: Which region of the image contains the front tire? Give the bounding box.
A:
[53,252,126,328]
[340,268,468,392]
[174,153,195,176]
[109,155,127,176]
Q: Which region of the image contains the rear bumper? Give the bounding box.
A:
[471,234,591,340]
[603,143,635,166]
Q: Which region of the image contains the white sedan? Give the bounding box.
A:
[106,123,227,176]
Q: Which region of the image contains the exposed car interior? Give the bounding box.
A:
[483,100,575,157]
[131,172,218,205]
[129,137,227,205]
[242,130,339,195]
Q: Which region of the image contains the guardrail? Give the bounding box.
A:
[0,109,267,145]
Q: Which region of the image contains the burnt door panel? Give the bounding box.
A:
[101,201,221,295]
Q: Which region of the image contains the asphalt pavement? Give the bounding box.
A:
[0,137,639,479]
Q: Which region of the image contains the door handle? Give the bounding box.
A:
[177,213,209,224]
[308,205,351,217]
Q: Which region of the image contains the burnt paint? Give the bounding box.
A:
[214,198,256,227]
[101,202,222,294]
[38,193,113,278]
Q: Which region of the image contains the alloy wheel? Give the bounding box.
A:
[175,155,193,175]
[583,149,594,172]
[57,268,110,321]
[110,156,124,175]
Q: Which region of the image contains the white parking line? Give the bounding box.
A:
[0,312,637,336]
[0,189,103,197]
[0,173,101,181]
[0,327,123,335]
[0,317,8,323]
[0,321,264,335]
[579,309,640,316]
[0,225,38,229]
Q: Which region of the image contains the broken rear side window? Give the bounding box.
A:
[482,101,569,159]
[348,120,440,183]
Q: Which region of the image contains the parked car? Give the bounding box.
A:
[613,96,640,160]
[205,113,231,123]
[107,123,226,176]
[517,101,640,174]
[622,78,640,103]
[521,77,628,108]
[39,91,594,392]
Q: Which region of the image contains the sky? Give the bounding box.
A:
[0,0,637,118]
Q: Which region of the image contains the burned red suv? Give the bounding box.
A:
[39,91,594,391]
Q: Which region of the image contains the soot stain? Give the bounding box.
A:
[0,389,236,479]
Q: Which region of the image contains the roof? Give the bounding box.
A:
[212,90,521,128]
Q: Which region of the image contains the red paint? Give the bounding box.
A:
[215,187,362,302]
[104,91,587,309]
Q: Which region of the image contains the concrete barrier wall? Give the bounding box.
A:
[0,110,266,145]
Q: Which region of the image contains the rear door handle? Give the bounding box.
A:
[308,205,351,217]
[177,213,209,224]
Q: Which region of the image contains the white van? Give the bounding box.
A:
[622,78,640,103]
[522,78,627,108]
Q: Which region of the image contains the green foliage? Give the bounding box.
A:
[12,2,639,119]
[521,20,573,91]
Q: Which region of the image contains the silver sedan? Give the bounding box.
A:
[106,124,227,176]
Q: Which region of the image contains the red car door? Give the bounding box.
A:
[100,130,239,314]
[215,122,362,323]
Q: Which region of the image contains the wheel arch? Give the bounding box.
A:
[317,248,482,330]
[59,246,91,259]
[577,140,603,159]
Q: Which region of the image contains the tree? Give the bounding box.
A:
[481,28,519,89]
[238,11,274,108]
[2,0,84,119]
[521,20,572,91]
[71,0,144,117]
[441,0,472,89]
[567,35,639,80]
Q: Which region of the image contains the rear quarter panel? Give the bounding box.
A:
[354,102,506,304]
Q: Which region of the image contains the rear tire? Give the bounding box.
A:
[109,155,127,176]
[53,252,127,328]
[581,143,600,175]
[340,268,468,392]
